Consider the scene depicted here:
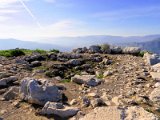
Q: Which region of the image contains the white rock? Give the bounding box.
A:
[80,106,158,120]
[41,102,79,118]
[122,47,141,54]
[103,71,112,77]
[71,75,101,87]
[20,78,62,105]
[150,72,160,81]
[155,82,160,88]
[149,86,160,104]
[151,63,160,72]
[144,53,160,66]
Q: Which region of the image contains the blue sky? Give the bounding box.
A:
[0,0,160,41]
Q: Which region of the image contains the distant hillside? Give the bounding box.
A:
[131,38,160,54]
[44,34,160,49]
[0,39,68,51]
[1,34,160,53]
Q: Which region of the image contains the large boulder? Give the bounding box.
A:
[66,59,83,66]
[25,54,46,63]
[20,78,62,105]
[41,102,79,118]
[71,75,101,87]
[144,53,160,66]
[122,47,141,55]
[72,47,88,53]
[80,106,158,120]
[111,46,122,54]
[88,45,101,53]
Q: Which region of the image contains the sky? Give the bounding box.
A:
[0,0,160,41]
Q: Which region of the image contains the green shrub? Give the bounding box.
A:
[96,74,104,79]
[33,49,47,54]
[0,49,25,57]
[50,49,60,53]
[138,51,148,57]
[100,44,110,53]
[61,79,71,83]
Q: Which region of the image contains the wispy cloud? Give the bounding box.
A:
[93,6,160,20]
[18,0,42,28]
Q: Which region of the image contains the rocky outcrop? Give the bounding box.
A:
[71,75,101,87]
[88,45,101,53]
[20,78,62,105]
[144,53,160,65]
[80,106,158,120]
[111,46,122,54]
[41,102,79,118]
[151,63,160,72]
[122,47,141,55]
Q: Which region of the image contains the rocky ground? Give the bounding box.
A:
[0,45,160,120]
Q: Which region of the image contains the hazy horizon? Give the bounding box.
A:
[0,0,160,43]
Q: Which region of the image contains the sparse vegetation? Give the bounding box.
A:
[0,48,60,57]
[0,49,25,57]
[100,44,110,53]
[33,49,47,54]
[61,79,71,83]
[50,49,60,53]
[96,73,104,79]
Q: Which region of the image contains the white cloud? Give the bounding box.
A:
[0,19,87,40]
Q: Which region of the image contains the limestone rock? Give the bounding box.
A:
[3,87,19,100]
[122,47,141,55]
[41,102,79,118]
[89,45,101,53]
[103,71,112,77]
[151,63,160,72]
[80,106,158,120]
[20,78,62,105]
[0,76,18,87]
[144,53,160,66]
[71,75,101,87]
[149,86,160,104]
[150,72,160,81]
[67,59,83,66]
[111,46,122,54]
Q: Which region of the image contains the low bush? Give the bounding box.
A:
[0,49,25,57]
[100,44,110,53]
[50,49,60,53]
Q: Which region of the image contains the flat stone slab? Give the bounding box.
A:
[80,106,158,120]
[150,72,160,81]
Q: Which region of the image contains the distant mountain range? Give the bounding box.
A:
[131,38,160,54]
[0,34,160,54]
[0,39,67,51]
